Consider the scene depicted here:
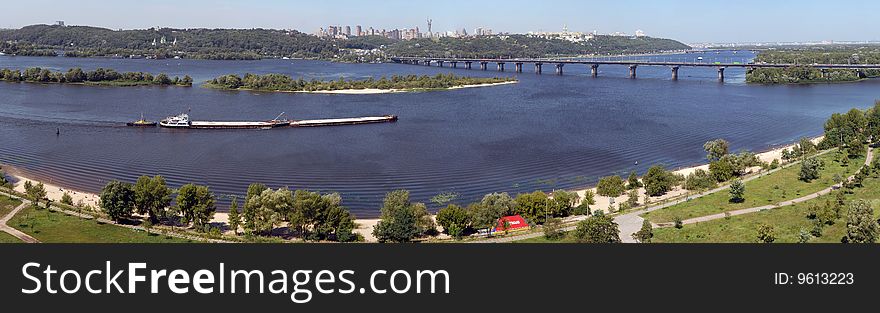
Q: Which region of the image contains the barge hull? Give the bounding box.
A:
[188,121,289,129]
[290,115,397,127]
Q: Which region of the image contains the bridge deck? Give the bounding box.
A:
[391,57,880,69]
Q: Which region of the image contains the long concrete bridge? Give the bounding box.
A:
[389,56,880,81]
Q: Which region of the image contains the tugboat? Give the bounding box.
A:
[159,113,191,128]
[126,113,158,127]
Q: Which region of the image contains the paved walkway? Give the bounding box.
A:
[0,202,40,243]
[668,147,873,227]
[476,148,856,243]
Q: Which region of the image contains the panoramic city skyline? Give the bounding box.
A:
[3,0,880,43]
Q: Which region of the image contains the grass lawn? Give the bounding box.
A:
[643,150,864,223]
[0,231,22,243]
[653,167,880,243]
[8,205,196,243]
[0,194,23,218]
[514,233,577,243]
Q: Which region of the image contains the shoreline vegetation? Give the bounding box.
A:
[0,67,193,87]
[0,133,832,243]
[203,73,517,93]
[746,46,880,84]
[0,24,690,62]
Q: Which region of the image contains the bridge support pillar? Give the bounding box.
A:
[556,63,564,75]
[821,68,828,78]
[535,63,543,74]
[671,66,680,80]
[497,62,505,71]
[480,62,488,71]
[451,62,457,68]
[437,61,444,67]
[629,65,638,78]
[590,64,599,77]
[424,60,431,66]
[515,63,523,73]
[718,67,726,81]
[465,62,472,70]
[411,60,418,65]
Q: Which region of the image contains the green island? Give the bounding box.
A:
[0,24,690,62]
[746,46,880,84]
[204,73,517,92]
[0,67,193,87]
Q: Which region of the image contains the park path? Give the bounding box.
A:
[668,147,873,227]
[0,202,40,243]
[476,147,865,243]
[0,190,230,243]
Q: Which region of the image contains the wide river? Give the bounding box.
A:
[1,51,878,217]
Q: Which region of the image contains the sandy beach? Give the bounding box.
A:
[292,81,518,94]
[0,136,820,242]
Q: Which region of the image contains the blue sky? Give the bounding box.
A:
[4,0,879,43]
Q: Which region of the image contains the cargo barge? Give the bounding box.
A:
[155,112,396,129]
[290,115,398,127]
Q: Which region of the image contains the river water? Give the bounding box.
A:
[1,51,877,217]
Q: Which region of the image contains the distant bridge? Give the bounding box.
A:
[389,57,880,81]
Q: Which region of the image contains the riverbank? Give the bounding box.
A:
[571,136,825,215]
[0,136,821,243]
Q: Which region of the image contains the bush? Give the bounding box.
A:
[673,216,684,229]
[684,169,717,191]
[573,214,620,243]
[642,165,678,197]
[757,224,776,243]
[543,217,564,240]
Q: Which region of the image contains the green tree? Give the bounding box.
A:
[573,214,621,243]
[841,200,878,243]
[227,197,241,235]
[436,204,470,239]
[798,157,825,182]
[596,175,625,198]
[626,189,639,208]
[25,181,47,205]
[729,179,746,203]
[543,217,564,240]
[551,189,579,217]
[757,224,776,243]
[133,175,172,223]
[175,184,216,231]
[642,165,677,197]
[373,190,425,243]
[468,193,515,233]
[824,109,867,148]
[573,190,595,215]
[99,180,135,222]
[242,183,268,234]
[703,139,730,161]
[626,171,642,190]
[633,219,653,243]
[514,191,550,224]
